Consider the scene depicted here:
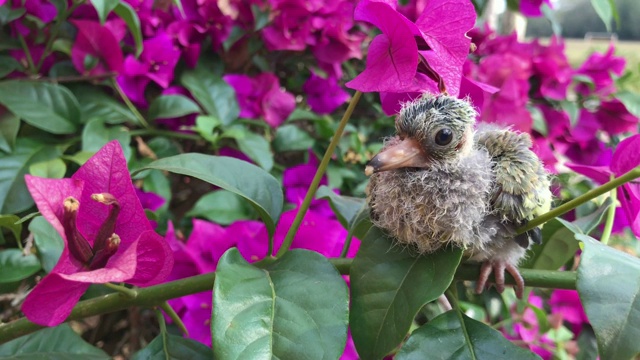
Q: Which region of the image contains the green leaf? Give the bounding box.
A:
[148,94,201,120]
[90,0,119,24]
[0,249,41,283]
[0,110,19,153]
[29,216,63,273]
[67,84,137,124]
[0,324,110,359]
[0,81,80,134]
[82,118,132,160]
[590,0,613,31]
[0,55,21,78]
[350,227,463,359]
[615,91,640,119]
[136,154,283,237]
[62,151,96,166]
[0,139,62,214]
[131,333,212,360]
[212,248,349,359]
[251,4,270,31]
[522,199,611,270]
[529,105,547,136]
[113,2,143,57]
[181,70,239,125]
[186,190,254,225]
[29,158,67,179]
[273,124,315,153]
[560,100,579,127]
[0,214,21,242]
[234,130,274,171]
[396,311,540,359]
[316,186,365,229]
[577,325,599,360]
[576,234,640,360]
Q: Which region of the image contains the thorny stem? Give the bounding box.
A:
[159,301,189,337]
[275,91,362,258]
[517,165,640,234]
[111,78,150,129]
[0,262,576,344]
[600,175,617,245]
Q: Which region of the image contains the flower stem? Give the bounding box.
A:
[600,175,617,245]
[517,165,640,234]
[0,261,577,344]
[17,35,36,75]
[339,231,355,258]
[103,283,138,298]
[111,78,150,129]
[159,301,189,337]
[275,91,362,258]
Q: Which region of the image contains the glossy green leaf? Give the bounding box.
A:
[0,110,19,153]
[148,94,201,120]
[29,216,63,273]
[234,130,274,171]
[136,154,282,236]
[577,325,599,360]
[522,199,611,270]
[576,234,640,360]
[0,55,20,78]
[0,139,62,214]
[181,69,239,125]
[0,81,80,134]
[131,333,212,360]
[186,190,254,225]
[212,248,349,359]
[0,214,20,242]
[82,118,132,160]
[67,84,137,124]
[396,311,540,360]
[350,227,463,359]
[0,324,109,359]
[273,124,315,152]
[113,2,143,56]
[590,0,613,31]
[316,186,365,228]
[0,249,41,283]
[90,0,119,24]
[29,158,67,179]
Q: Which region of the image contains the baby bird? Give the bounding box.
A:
[365,94,552,298]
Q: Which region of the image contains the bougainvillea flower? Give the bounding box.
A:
[566,134,640,237]
[549,290,588,334]
[520,0,552,17]
[262,1,311,51]
[167,20,204,68]
[135,188,165,211]
[502,293,554,359]
[180,0,232,50]
[282,151,334,218]
[303,72,349,114]
[593,99,639,135]
[223,73,295,127]
[347,0,475,97]
[575,45,625,97]
[71,20,124,76]
[532,37,573,100]
[117,33,181,106]
[21,141,173,326]
[10,0,58,35]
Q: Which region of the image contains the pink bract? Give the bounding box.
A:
[22,141,173,326]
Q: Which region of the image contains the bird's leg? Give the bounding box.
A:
[475,261,525,299]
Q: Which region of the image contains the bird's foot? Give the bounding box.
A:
[475,261,525,299]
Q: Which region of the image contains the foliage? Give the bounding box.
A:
[0,0,639,359]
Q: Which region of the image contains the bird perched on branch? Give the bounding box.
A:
[365,94,552,298]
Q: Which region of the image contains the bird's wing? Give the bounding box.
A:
[475,125,552,247]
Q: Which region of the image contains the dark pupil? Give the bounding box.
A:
[435,129,453,146]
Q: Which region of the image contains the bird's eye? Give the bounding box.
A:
[434,128,453,146]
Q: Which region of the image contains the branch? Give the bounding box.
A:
[0,259,575,344]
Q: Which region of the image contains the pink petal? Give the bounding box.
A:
[70,20,124,76]
[611,134,640,175]
[128,230,174,286]
[565,163,612,184]
[415,0,476,96]
[73,141,152,249]
[21,274,90,326]
[346,1,418,92]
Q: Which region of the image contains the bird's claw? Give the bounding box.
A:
[475,261,525,299]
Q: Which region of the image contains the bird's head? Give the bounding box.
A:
[365,94,477,176]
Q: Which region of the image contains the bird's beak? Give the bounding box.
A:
[365,138,429,176]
